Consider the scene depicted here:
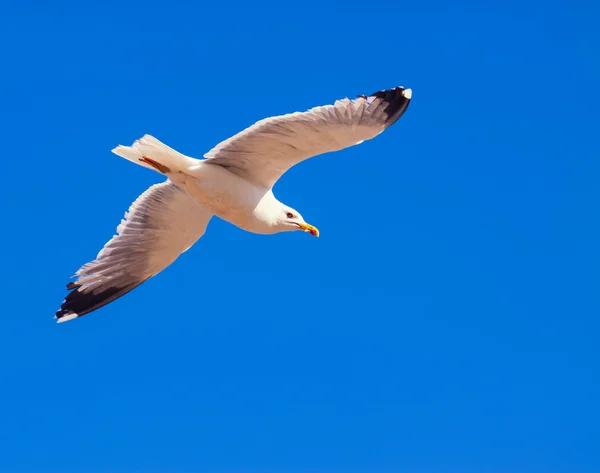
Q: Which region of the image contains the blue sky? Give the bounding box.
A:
[0,1,599,472]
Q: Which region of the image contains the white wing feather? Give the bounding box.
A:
[56,181,212,322]
[204,87,412,189]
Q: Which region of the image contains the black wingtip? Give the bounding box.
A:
[363,86,412,127]
[55,280,145,322]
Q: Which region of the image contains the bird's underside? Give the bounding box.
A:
[55,85,412,323]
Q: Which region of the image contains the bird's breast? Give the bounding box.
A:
[180,162,275,234]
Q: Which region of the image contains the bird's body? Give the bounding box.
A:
[56,86,412,322]
[170,160,283,235]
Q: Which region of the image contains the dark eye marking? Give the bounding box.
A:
[286,212,294,219]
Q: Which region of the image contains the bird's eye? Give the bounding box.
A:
[286,212,294,219]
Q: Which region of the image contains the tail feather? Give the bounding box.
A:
[112,135,198,174]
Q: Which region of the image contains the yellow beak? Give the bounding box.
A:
[297,222,320,237]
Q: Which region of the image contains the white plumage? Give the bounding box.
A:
[56,86,412,322]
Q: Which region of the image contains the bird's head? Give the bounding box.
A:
[276,205,319,237]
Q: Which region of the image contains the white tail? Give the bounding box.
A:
[112,135,198,174]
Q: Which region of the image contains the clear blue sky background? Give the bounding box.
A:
[0,1,598,472]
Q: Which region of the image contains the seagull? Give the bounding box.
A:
[56,86,412,323]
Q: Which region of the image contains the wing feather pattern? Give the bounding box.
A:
[55,181,212,322]
[204,86,412,188]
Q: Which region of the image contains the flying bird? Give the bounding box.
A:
[56,86,412,323]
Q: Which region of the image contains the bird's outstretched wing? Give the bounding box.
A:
[204,86,411,189]
[56,181,212,323]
